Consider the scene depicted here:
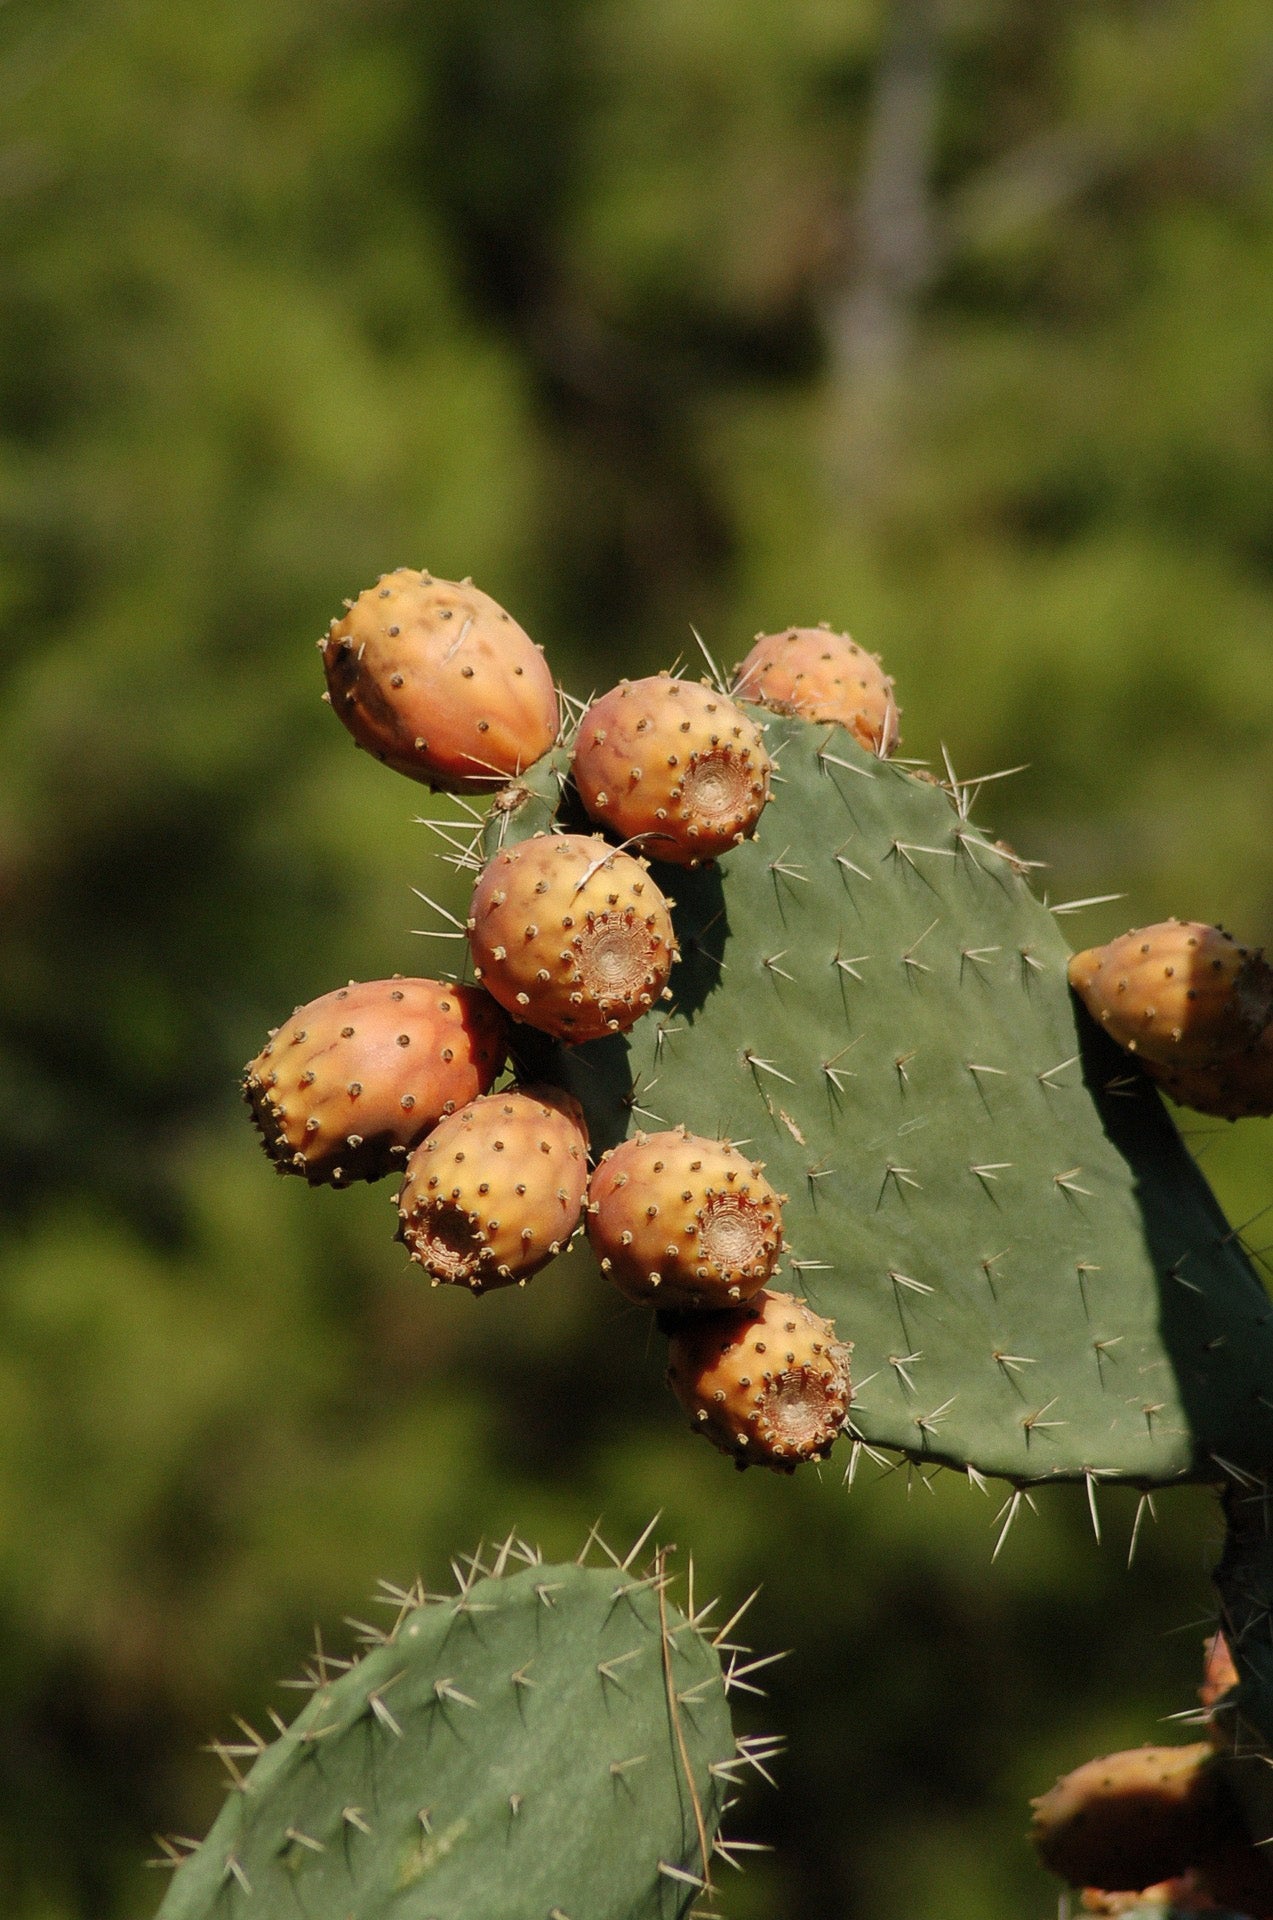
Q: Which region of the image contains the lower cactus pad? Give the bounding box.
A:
[155,1544,740,1920]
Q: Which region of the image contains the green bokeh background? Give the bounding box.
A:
[0,1,1270,1914]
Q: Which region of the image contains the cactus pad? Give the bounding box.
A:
[155,1544,743,1920]
[490,714,1273,1487]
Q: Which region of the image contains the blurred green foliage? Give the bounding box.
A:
[0,0,1270,1914]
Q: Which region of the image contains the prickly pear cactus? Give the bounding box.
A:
[241,568,1273,1908]
[155,1537,757,1920]
[489,721,1273,1488]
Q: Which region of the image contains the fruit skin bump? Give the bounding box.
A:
[1067,920,1273,1069]
[586,1128,784,1308]
[320,568,559,791]
[571,674,771,866]
[665,1289,851,1471]
[1029,1743,1245,1893]
[397,1085,589,1292]
[466,832,678,1042]
[730,624,899,755]
[242,978,509,1186]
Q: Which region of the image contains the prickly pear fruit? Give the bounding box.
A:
[1068,921,1273,1070]
[665,1289,851,1471]
[571,674,772,866]
[586,1128,784,1309]
[1142,1021,1273,1120]
[467,832,678,1042]
[242,978,509,1185]
[1030,1744,1244,1893]
[320,569,558,791]
[397,1085,589,1291]
[731,624,899,755]
[1100,1870,1273,1917]
[1072,1884,1181,1914]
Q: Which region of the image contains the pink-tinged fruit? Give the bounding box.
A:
[1030,1744,1243,1893]
[320,569,558,791]
[587,1127,784,1308]
[731,624,899,755]
[467,832,678,1042]
[243,978,510,1186]
[572,674,771,866]
[1068,921,1273,1070]
[666,1289,852,1471]
[397,1085,589,1292]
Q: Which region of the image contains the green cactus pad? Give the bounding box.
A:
[489,716,1273,1488]
[155,1545,738,1920]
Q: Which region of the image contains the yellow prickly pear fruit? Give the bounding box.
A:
[242,978,509,1186]
[466,832,677,1042]
[665,1289,851,1472]
[1068,920,1273,1069]
[1143,1020,1273,1120]
[397,1085,589,1292]
[572,675,771,866]
[586,1128,783,1309]
[321,569,558,791]
[731,624,899,755]
[1029,1743,1242,1893]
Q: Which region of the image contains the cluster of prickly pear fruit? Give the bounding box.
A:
[155,1529,773,1920]
[246,569,888,1472]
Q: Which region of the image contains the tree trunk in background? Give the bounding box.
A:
[825,0,943,497]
